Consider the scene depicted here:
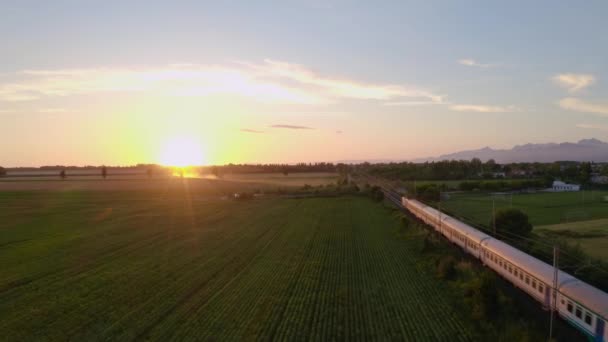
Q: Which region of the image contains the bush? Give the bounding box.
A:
[369,186,384,202]
[492,208,533,238]
[436,256,457,280]
[400,216,410,229]
[466,271,500,320]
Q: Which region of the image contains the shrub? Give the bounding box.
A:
[369,186,384,202]
[492,208,533,238]
[436,256,457,280]
[467,271,500,320]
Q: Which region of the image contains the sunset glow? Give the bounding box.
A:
[1,2,607,168]
[158,136,206,167]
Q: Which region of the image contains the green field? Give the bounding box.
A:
[442,190,608,227]
[396,178,539,190]
[217,172,339,187]
[0,191,473,341]
[536,219,608,259]
[441,191,608,259]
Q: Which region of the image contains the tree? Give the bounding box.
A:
[101,166,107,179]
[579,162,592,185]
[471,158,483,174]
[370,185,384,202]
[60,170,66,180]
[146,168,153,178]
[416,183,440,201]
[0,166,6,177]
[485,159,498,172]
[492,208,533,238]
[282,166,289,176]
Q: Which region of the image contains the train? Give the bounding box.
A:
[402,197,608,342]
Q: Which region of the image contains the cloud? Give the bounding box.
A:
[38,108,69,113]
[240,128,264,133]
[270,124,314,130]
[552,73,595,93]
[576,123,608,131]
[559,97,608,116]
[0,64,323,104]
[246,59,444,103]
[0,60,444,106]
[383,100,439,106]
[449,104,519,113]
[458,58,498,68]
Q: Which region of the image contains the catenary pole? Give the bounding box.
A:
[549,245,559,340]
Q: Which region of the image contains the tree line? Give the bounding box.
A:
[359,159,602,185]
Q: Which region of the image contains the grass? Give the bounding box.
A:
[396,178,539,190]
[536,219,608,259]
[442,190,608,227]
[441,190,608,261]
[0,191,473,341]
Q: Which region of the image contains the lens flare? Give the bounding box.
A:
[158,136,206,167]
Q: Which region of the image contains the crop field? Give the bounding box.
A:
[216,172,339,187]
[0,172,338,192]
[0,191,473,341]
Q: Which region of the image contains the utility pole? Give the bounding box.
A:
[492,196,496,236]
[549,245,559,341]
[438,191,442,232]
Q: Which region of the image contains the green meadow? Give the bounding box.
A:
[441,190,608,259]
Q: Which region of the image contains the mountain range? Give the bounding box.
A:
[412,138,608,163]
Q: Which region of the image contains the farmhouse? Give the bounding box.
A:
[552,180,580,192]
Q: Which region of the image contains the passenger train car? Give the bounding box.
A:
[402,197,608,342]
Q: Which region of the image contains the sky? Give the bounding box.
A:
[1,0,608,167]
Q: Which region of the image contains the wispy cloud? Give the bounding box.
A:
[241,128,265,133]
[559,97,608,116]
[576,123,608,131]
[270,124,314,130]
[553,73,595,93]
[383,100,439,106]
[0,64,323,104]
[38,108,69,113]
[449,104,519,113]
[0,60,444,106]
[247,59,444,104]
[458,58,498,68]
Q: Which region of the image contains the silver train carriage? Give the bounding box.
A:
[402,197,608,341]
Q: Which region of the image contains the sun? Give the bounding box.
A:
[158,136,206,167]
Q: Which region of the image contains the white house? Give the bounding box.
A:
[552,180,580,192]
